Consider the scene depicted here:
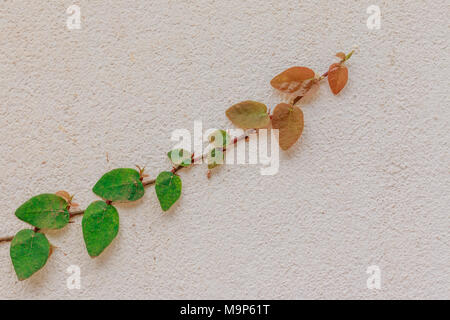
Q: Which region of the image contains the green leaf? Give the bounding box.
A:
[226,101,270,129]
[207,148,224,169]
[155,171,182,211]
[93,168,145,202]
[345,50,354,61]
[271,103,304,150]
[15,194,69,229]
[209,130,231,148]
[10,229,50,280]
[82,201,119,257]
[168,149,192,167]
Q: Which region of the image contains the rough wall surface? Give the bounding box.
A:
[0,0,448,299]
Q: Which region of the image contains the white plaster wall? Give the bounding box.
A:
[0,0,448,299]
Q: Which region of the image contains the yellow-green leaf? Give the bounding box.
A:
[226,101,270,129]
[207,148,224,169]
[168,149,192,167]
[208,130,231,148]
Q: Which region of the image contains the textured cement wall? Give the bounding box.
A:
[0,0,448,299]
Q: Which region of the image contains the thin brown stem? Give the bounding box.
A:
[292,70,330,106]
[142,178,157,187]
[0,236,14,243]
[69,210,85,218]
[292,48,355,106]
[292,95,303,105]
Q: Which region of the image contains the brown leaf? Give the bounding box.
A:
[271,67,315,93]
[336,52,346,60]
[328,63,348,95]
[272,103,304,150]
[55,191,71,202]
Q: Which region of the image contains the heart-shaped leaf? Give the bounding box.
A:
[155,171,182,211]
[93,168,145,202]
[82,201,119,257]
[328,63,348,95]
[15,194,69,229]
[10,229,50,280]
[271,67,315,93]
[168,149,192,167]
[207,148,224,169]
[272,103,304,150]
[226,101,270,129]
[208,130,231,148]
[336,52,346,60]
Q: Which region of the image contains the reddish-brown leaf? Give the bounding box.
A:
[335,52,346,60]
[55,191,71,202]
[271,67,315,93]
[327,63,348,95]
[271,103,304,150]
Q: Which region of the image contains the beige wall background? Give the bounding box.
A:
[0,0,448,299]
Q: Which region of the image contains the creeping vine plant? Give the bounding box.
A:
[1,51,354,280]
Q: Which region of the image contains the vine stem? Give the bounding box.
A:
[0,131,253,244]
[1,50,355,244]
[292,49,355,106]
[0,236,14,243]
[292,70,329,106]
